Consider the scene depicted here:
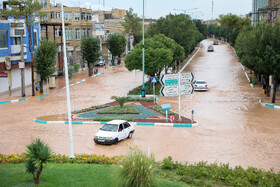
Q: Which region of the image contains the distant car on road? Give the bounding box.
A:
[213,40,219,45]
[193,80,208,91]
[207,45,214,52]
[95,58,105,66]
[94,120,134,145]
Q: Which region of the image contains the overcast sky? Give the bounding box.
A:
[61,0,252,20]
[0,0,252,20]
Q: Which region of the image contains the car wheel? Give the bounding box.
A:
[114,138,118,145]
[128,132,133,139]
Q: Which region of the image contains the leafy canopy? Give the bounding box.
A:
[34,39,57,82]
[106,33,127,57]
[81,36,101,65]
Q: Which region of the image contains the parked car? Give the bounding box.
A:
[207,45,214,52]
[95,58,105,66]
[193,80,208,91]
[94,120,134,145]
[213,40,219,45]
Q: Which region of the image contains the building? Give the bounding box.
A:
[252,0,280,25]
[0,13,40,94]
[39,0,93,70]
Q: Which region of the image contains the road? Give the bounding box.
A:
[0,39,279,171]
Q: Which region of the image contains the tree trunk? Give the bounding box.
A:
[39,81,43,93]
[148,77,152,94]
[118,55,121,65]
[112,56,115,66]
[265,76,270,97]
[26,22,35,96]
[88,63,93,76]
[271,78,278,103]
[35,164,43,184]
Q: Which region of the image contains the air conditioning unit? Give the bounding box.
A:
[10,28,26,37]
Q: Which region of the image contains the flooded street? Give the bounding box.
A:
[1,39,279,171]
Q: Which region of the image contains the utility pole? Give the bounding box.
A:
[20,33,25,97]
[212,0,214,20]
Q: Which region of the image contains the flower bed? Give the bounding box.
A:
[97,105,140,114]
[0,153,121,165]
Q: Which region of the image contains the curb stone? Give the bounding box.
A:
[0,98,27,104]
[259,100,280,109]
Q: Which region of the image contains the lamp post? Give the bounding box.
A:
[141,0,146,97]
[61,4,74,158]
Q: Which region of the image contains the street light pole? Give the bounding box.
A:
[61,4,74,158]
[141,0,146,97]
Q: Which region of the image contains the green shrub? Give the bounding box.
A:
[68,66,74,79]
[149,105,175,115]
[93,116,133,121]
[126,97,154,102]
[73,104,110,114]
[74,64,80,72]
[161,156,175,170]
[97,105,139,114]
[116,146,155,187]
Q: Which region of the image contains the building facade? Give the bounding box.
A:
[0,17,40,94]
[39,0,93,70]
[252,0,280,25]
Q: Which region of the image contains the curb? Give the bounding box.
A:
[0,98,27,104]
[259,100,280,109]
[127,95,159,97]
[229,44,254,88]
[90,72,103,78]
[38,94,48,98]
[179,44,201,73]
[34,119,199,127]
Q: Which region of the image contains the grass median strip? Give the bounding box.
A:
[149,105,175,115]
[97,105,140,114]
[73,104,110,114]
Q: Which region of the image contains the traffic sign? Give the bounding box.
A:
[161,103,171,111]
[170,115,175,121]
[0,72,8,78]
[151,76,157,83]
[160,84,194,97]
[160,72,193,86]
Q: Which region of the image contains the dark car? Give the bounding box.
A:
[207,45,214,52]
[213,40,219,45]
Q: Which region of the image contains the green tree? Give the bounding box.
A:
[25,139,52,184]
[121,8,142,46]
[81,36,101,76]
[111,96,127,108]
[34,39,57,93]
[2,0,43,96]
[146,14,203,54]
[106,33,126,66]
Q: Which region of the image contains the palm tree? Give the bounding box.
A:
[25,139,52,184]
[111,96,127,108]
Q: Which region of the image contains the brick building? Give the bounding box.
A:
[39,0,93,71]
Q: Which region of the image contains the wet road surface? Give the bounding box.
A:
[1,39,279,171]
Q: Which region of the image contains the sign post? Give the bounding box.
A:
[178,72,181,121]
[161,103,171,122]
[151,76,157,103]
[191,110,194,123]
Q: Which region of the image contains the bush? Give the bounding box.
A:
[148,105,175,115]
[74,64,80,72]
[68,66,74,79]
[126,97,154,102]
[93,116,134,121]
[97,105,139,114]
[73,104,110,114]
[116,146,155,187]
[161,156,176,170]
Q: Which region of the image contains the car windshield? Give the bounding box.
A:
[100,124,118,132]
[196,81,206,84]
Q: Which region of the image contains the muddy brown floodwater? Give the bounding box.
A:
[1,39,280,171]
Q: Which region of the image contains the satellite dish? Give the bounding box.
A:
[4,56,11,71]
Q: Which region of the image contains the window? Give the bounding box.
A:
[41,25,46,31]
[50,12,55,19]
[15,29,24,36]
[40,15,48,22]
[124,122,130,129]
[87,28,91,37]
[75,28,80,40]
[38,0,47,8]
[87,13,92,21]
[13,37,21,45]
[64,12,72,21]
[65,28,73,40]
[81,28,86,38]
[56,12,60,19]
[33,30,38,47]
[74,12,80,21]
[55,28,61,36]
[0,30,8,48]
[81,12,86,20]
